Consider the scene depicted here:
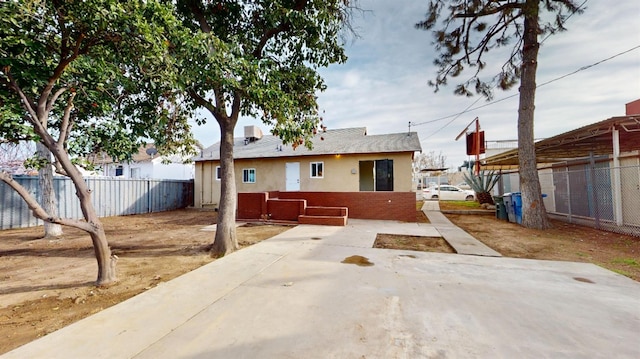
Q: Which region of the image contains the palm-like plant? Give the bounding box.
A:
[463,168,500,205]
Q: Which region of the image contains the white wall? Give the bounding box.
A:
[98,161,194,180]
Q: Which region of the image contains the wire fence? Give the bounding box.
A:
[0,176,194,230]
[497,162,640,237]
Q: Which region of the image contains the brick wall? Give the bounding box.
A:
[277,191,415,222]
[267,199,306,221]
[237,192,268,219]
[238,191,416,222]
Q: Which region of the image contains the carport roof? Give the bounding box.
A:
[482,115,640,169]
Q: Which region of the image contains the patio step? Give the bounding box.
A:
[298,215,347,226]
[298,206,348,226]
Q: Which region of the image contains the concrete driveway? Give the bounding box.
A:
[3,219,639,358]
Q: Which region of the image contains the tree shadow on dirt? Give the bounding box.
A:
[0,243,210,259]
[110,244,210,257]
[0,247,94,258]
[0,281,95,295]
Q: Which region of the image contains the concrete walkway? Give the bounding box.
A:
[3,219,640,358]
[422,201,502,257]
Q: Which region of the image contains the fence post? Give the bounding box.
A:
[612,128,624,225]
[589,153,600,229]
[147,180,151,213]
[565,168,572,223]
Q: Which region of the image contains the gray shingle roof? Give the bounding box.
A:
[195,127,422,161]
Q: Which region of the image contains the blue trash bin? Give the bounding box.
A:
[512,192,522,224]
[503,193,515,223]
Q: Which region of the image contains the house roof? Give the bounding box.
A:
[89,143,159,164]
[482,115,640,169]
[196,127,422,161]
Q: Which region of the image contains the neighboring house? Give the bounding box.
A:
[0,160,36,176]
[194,126,422,223]
[88,144,195,180]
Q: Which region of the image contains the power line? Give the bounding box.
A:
[413,43,640,141]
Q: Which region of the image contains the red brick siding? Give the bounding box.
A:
[267,199,306,221]
[238,191,416,222]
[305,206,348,217]
[237,192,269,219]
[299,215,347,226]
[278,191,415,222]
[626,98,640,115]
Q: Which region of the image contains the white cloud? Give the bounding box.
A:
[191,0,640,169]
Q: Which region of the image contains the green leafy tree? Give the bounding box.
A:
[173,0,350,256]
[0,0,195,285]
[416,0,582,229]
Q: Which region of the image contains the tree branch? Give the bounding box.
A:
[2,68,41,130]
[252,0,308,59]
[0,170,94,232]
[185,0,212,33]
[186,88,218,116]
[46,87,68,113]
[454,2,523,18]
[58,92,76,147]
[38,32,85,118]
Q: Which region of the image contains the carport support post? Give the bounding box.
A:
[612,128,623,226]
[589,152,600,229]
[565,167,572,223]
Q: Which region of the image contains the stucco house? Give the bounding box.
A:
[194,126,422,224]
[88,143,195,180]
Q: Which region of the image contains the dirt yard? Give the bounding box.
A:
[439,201,640,281]
[0,209,291,354]
[1,203,639,354]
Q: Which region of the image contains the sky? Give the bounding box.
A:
[191,0,640,169]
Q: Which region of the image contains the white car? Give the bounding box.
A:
[423,185,475,201]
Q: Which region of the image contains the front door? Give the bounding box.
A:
[286,162,300,191]
[375,159,394,191]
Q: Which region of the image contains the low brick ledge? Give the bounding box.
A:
[305,206,348,217]
[298,215,347,226]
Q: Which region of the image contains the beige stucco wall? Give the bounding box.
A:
[194,152,414,208]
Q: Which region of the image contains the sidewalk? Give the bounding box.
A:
[3,219,639,358]
[422,201,502,257]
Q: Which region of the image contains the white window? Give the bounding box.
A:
[310,162,324,178]
[130,168,140,179]
[215,166,221,180]
[242,168,256,183]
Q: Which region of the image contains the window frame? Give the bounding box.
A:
[310,161,324,178]
[215,166,221,181]
[242,168,256,183]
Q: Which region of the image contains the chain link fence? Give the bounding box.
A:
[497,161,640,237]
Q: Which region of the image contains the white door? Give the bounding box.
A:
[286,162,300,191]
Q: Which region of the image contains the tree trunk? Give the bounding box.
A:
[211,117,240,257]
[51,144,118,285]
[36,142,63,238]
[517,0,551,229]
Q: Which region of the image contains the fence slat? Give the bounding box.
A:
[0,176,193,230]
